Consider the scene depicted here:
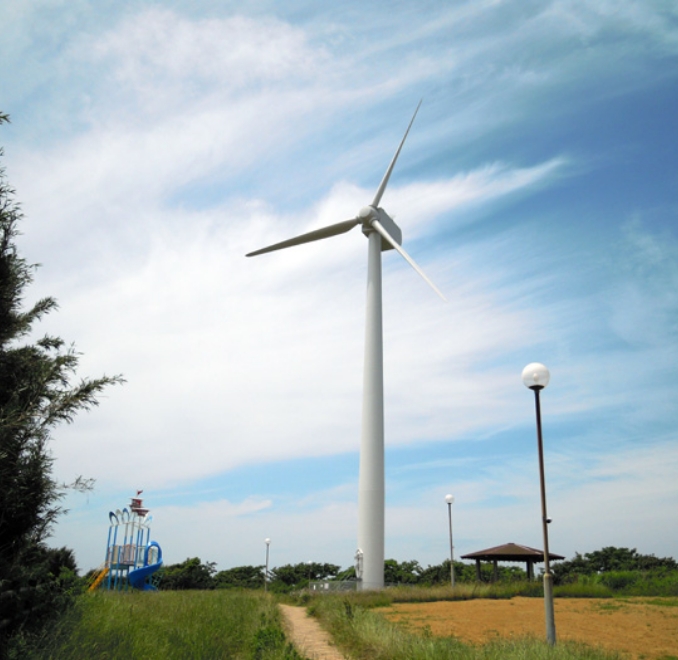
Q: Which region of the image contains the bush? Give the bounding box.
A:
[599,571,639,591]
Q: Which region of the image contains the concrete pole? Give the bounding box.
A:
[357,229,385,590]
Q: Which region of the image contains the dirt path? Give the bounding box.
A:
[376,597,678,660]
[279,604,347,660]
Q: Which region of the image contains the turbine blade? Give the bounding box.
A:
[371,99,422,208]
[372,219,446,301]
[246,218,360,257]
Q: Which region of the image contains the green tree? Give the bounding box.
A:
[159,557,217,590]
[0,112,122,646]
[384,559,422,585]
[270,562,341,591]
[333,565,357,581]
[552,547,677,584]
[585,547,676,573]
[214,565,265,589]
[418,560,480,585]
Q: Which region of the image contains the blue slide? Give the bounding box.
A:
[129,541,163,591]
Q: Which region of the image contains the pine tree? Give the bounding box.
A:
[0,112,123,643]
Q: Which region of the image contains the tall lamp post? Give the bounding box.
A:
[522,362,556,646]
[445,494,455,588]
[264,538,271,592]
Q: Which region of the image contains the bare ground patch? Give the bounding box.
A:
[376,597,678,660]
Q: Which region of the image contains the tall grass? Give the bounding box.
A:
[305,593,624,660]
[387,582,545,603]
[8,590,301,660]
[294,580,609,607]
[599,570,678,595]
[303,570,678,606]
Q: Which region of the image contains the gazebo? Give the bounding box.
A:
[461,542,564,581]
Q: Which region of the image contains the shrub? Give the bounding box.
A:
[599,571,639,591]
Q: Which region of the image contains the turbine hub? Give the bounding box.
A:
[358,206,376,222]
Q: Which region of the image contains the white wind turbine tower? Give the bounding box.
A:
[247,103,445,589]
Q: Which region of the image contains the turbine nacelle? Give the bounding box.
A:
[359,206,402,251]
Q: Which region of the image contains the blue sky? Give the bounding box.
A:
[1,0,677,573]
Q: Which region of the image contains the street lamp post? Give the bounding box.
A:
[264,538,271,592]
[445,494,455,588]
[522,362,556,646]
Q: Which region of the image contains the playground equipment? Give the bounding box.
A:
[100,493,163,591]
[87,566,109,592]
[129,541,163,591]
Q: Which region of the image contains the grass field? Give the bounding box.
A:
[9,587,676,659]
[7,590,301,660]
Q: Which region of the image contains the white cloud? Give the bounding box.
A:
[92,9,326,94]
[389,158,566,232]
[32,153,569,496]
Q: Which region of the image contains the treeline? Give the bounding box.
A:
[81,556,520,592]
[157,559,345,592]
[552,546,677,581]
[151,546,678,592]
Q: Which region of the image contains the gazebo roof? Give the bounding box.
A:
[461,542,564,563]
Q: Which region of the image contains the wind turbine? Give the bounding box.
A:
[246,102,445,589]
